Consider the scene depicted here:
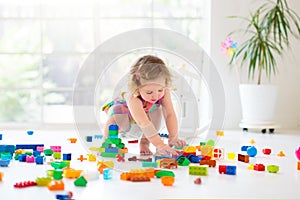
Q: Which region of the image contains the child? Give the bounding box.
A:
[102,55,186,156]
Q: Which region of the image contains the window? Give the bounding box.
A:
[0,0,210,126]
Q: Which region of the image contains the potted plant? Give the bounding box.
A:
[222,0,300,133]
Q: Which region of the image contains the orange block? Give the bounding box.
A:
[0,172,3,181]
[47,180,64,191]
[161,176,175,186]
[68,138,77,143]
[298,161,300,170]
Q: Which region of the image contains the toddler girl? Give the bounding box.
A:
[102,55,186,156]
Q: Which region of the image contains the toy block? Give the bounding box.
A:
[53,152,61,160]
[267,165,279,173]
[247,164,254,170]
[53,169,63,180]
[105,147,119,153]
[86,136,93,142]
[249,139,256,144]
[219,165,227,174]
[226,166,237,175]
[206,139,215,147]
[0,172,3,181]
[142,161,158,168]
[116,154,125,162]
[298,161,300,170]
[154,155,172,162]
[35,156,44,165]
[18,154,27,162]
[161,176,175,186]
[296,147,300,160]
[33,150,41,157]
[36,146,44,152]
[155,170,175,178]
[87,154,96,162]
[47,180,64,190]
[51,161,67,169]
[262,148,272,155]
[238,154,249,163]
[103,168,113,180]
[213,148,224,159]
[63,169,83,179]
[189,165,208,176]
[277,151,285,157]
[1,152,12,160]
[0,134,2,140]
[63,160,70,168]
[176,155,190,166]
[68,138,77,143]
[14,180,36,188]
[16,144,44,151]
[200,160,216,167]
[27,130,34,135]
[44,149,54,156]
[254,164,265,171]
[187,154,202,163]
[247,146,257,157]
[74,176,87,186]
[158,133,169,138]
[159,158,178,169]
[119,147,128,154]
[216,130,224,136]
[77,155,87,162]
[128,139,139,143]
[36,177,52,186]
[201,145,213,157]
[227,152,236,160]
[130,176,151,182]
[199,142,206,146]
[62,153,71,161]
[0,145,15,154]
[241,145,251,151]
[108,124,118,131]
[56,191,73,200]
[26,155,35,163]
[94,134,103,139]
[101,152,118,158]
[183,146,197,153]
[50,146,61,152]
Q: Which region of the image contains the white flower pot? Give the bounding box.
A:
[239,84,279,130]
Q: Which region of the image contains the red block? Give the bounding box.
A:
[262,148,271,155]
[254,164,265,171]
[219,165,227,174]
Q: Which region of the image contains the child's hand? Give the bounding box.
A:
[168,138,186,149]
[157,144,180,157]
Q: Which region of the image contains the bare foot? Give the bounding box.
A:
[139,138,152,155]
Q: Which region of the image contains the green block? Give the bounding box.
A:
[177,156,190,166]
[62,160,70,168]
[44,149,53,156]
[101,142,110,148]
[108,130,118,135]
[109,138,121,145]
[155,170,175,178]
[200,142,206,146]
[189,165,208,176]
[53,169,63,180]
[267,165,279,173]
[116,143,125,149]
[142,162,158,168]
[206,139,215,147]
[101,152,118,158]
[74,176,87,187]
[53,152,61,159]
[51,161,67,169]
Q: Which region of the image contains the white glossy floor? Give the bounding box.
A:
[0,129,300,200]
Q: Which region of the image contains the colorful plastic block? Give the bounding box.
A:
[277,151,285,157]
[63,153,72,161]
[189,165,208,176]
[44,149,54,156]
[87,154,96,161]
[238,154,249,163]
[51,161,67,169]
[241,146,251,151]
[254,164,265,171]
[155,170,175,178]
[36,177,52,186]
[187,154,202,163]
[161,176,175,186]
[213,148,224,159]
[56,191,73,200]
[216,130,224,136]
[35,156,44,165]
[227,152,236,160]
[77,155,87,162]
[298,161,300,170]
[86,136,93,142]
[74,176,87,186]
[194,177,202,184]
[200,160,216,167]
[247,146,257,157]
[103,168,112,180]
[295,146,300,160]
[47,180,64,190]
[63,169,83,179]
[130,176,151,182]
[262,148,272,155]
[128,139,138,143]
[176,156,190,166]
[159,158,178,169]
[26,155,35,163]
[0,159,10,167]
[267,165,279,173]
[226,166,237,175]
[16,144,44,151]
[50,146,61,152]
[142,161,158,168]
[68,138,77,143]
[0,134,2,140]
[0,172,3,181]
[14,180,36,188]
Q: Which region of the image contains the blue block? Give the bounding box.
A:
[35,156,44,165]
[187,154,203,163]
[18,154,27,162]
[241,145,251,151]
[108,124,118,131]
[86,136,93,142]
[105,147,119,153]
[0,134,2,140]
[159,133,169,138]
[94,134,103,139]
[16,144,44,151]
[103,168,112,180]
[27,130,34,135]
[0,145,16,154]
[62,153,72,161]
[33,150,41,157]
[226,165,237,175]
[0,159,10,167]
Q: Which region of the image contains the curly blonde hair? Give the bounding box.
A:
[128,55,172,94]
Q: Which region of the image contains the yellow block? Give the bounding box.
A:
[227,152,236,160]
[216,130,224,136]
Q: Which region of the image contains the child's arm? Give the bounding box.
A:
[162,89,186,148]
[127,95,179,156]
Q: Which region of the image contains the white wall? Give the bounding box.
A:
[210,0,300,129]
